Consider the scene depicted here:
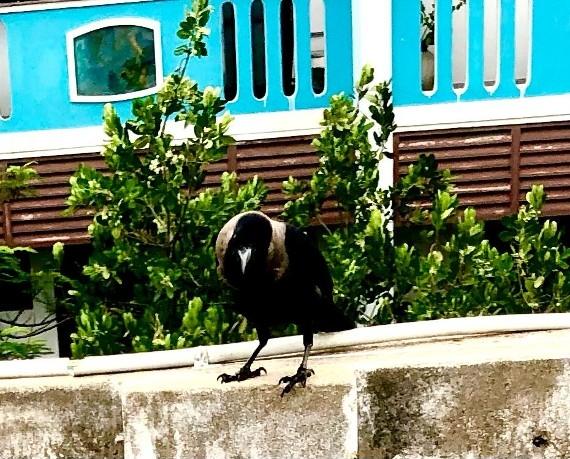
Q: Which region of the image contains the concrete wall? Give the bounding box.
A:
[1,329,570,458]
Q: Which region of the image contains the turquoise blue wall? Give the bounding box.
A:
[2,0,187,132]
[392,0,570,106]
[7,0,570,132]
[525,0,570,97]
[0,0,353,133]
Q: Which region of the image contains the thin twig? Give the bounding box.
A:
[0,313,58,328]
[2,317,72,339]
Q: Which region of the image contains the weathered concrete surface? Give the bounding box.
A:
[119,355,359,459]
[122,380,355,459]
[0,378,123,459]
[358,361,570,459]
[1,329,570,459]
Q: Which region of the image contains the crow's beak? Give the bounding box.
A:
[238,247,252,274]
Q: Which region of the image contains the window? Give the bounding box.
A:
[67,19,163,102]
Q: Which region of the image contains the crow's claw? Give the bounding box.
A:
[217,366,266,383]
[278,367,315,396]
[217,373,234,383]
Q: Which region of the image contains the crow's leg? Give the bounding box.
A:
[278,329,314,396]
[218,327,269,383]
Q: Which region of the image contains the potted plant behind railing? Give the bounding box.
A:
[420,0,466,91]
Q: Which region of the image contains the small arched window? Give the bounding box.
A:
[66,18,163,102]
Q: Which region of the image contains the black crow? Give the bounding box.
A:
[215,211,353,396]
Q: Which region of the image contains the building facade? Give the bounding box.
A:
[1,0,570,354]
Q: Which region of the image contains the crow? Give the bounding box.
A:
[215,211,353,396]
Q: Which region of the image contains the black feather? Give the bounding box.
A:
[216,211,352,333]
[215,211,353,393]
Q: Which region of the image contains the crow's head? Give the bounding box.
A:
[231,212,272,275]
[216,211,275,287]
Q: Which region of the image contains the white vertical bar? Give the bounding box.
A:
[515,0,531,92]
[351,0,392,82]
[351,0,393,189]
[310,0,325,93]
[452,1,467,91]
[483,0,499,89]
[0,21,11,120]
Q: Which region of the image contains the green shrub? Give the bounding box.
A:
[0,244,53,360]
[66,15,570,357]
[283,67,570,323]
[283,67,397,323]
[397,183,570,320]
[0,163,38,203]
[0,165,69,359]
[0,327,51,360]
[501,185,570,312]
[66,0,264,357]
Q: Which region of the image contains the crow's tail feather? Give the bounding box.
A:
[317,304,354,332]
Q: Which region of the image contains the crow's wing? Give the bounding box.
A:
[283,225,352,332]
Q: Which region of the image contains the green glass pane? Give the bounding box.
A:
[74,25,157,97]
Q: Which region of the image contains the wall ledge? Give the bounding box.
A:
[4,313,570,380]
[1,327,570,458]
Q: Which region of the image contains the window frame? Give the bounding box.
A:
[66,17,163,103]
